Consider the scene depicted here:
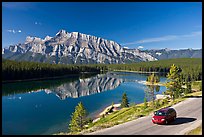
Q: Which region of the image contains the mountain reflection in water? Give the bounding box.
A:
[3,72,126,100]
[46,73,124,100]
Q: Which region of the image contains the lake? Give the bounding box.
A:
[2,71,167,135]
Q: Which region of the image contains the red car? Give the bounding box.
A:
[152,107,177,124]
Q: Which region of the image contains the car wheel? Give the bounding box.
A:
[165,120,168,125]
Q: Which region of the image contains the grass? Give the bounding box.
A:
[192,81,202,91]
[56,88,202,135]
[185,124,202,135]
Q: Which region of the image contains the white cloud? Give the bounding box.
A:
[7,29,22,34]
[122,31,202,46]
[7,29,16,33]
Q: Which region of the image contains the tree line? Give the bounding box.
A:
[2,58,201,83]
[107,58,202,82]
[2,59,108,81]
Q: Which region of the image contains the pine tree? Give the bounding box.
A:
[146,73,160,84]
[120,92,129,108]
[165,64,182,100]
[143,97,148,109]
[145,74,160,109]
[69,102,87,133]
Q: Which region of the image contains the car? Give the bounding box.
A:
[152,107,177,125]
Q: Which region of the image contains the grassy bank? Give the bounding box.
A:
[185,124,202,135]
[57,90,202,135]
[192,81,202,91]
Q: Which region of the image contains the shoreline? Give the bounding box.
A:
[98,104,121,116]
[112,70,160,74]
[145,81,165,86]
[92,103,121,123]
[2,72,100,84]
[2,74,80,84]
[2,70,164,84]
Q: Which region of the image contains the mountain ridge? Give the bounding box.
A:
[2,29,202,64]
[2,29,157,64]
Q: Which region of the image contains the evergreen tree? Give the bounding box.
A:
[145,74,160,109]
[146,73,160,84]
[165,64,182,100]
[120,92,129,108]
[69,102,87,133]
[143,97,148,109]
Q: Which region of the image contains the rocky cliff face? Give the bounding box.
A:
[2,29,157,64]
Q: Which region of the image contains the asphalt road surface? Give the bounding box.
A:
[87,96,202,135]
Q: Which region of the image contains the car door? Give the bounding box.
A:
[169,109,174,121]
[166,110,170,121]
[172,109,176,119]
[167,110,172,121]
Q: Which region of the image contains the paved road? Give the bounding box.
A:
[87,96,202,135]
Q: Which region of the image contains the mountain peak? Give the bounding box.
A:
[56,29,68,36]
[44,35,52,41]
[25,36,34,44]
[3,29,158,64]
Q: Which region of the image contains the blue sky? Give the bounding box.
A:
[2,2,202,50]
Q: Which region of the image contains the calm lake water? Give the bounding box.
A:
[2,71,167,135]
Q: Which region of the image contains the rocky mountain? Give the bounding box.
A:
[143,48,202,60]
[2,29,156,64]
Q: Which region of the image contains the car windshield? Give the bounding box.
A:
[154,111,166,116]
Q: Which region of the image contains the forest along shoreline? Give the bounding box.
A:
[2,72,99,84]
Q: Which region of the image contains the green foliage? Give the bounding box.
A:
[154,99,160,108]
[2,59,108,81]
[146,73,160,83]
[165,64,183,100]
[144,73,160,109]
[192,81,202,91]
[199,83,202,91]
[120,92,129,108]
[143,97,147,109]
[3,58,202,84]
[107,58,202,82]
[185,81,192,94]
[155,85,160,92]
[162,98,168,105]
[69,102,87,133]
